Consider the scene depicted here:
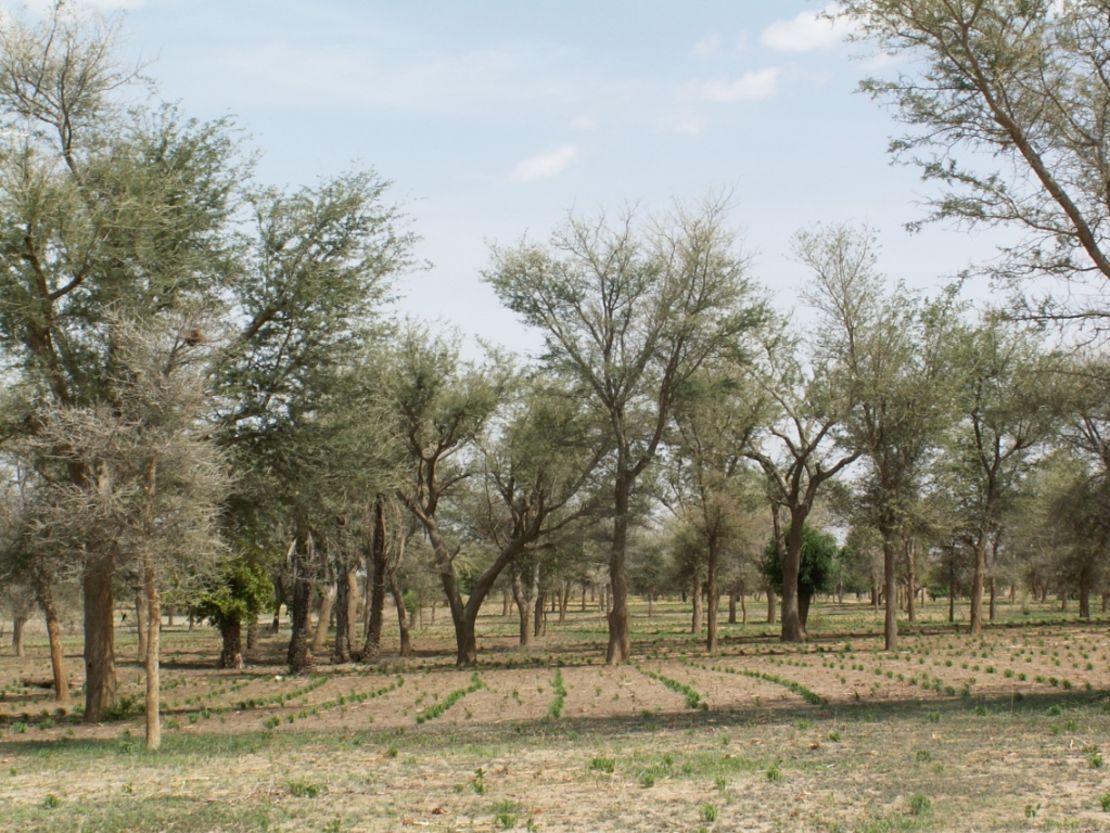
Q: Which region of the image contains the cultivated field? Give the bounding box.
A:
[1,600,1109,832]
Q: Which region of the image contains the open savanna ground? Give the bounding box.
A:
[2,599,1109,833]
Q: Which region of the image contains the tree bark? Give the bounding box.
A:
[362,496,387,660]
[799,590,813,630]
[559,581,569,623]
[512,569,532,647]
[390,576,412,657]
[143,564,161,751]
[766,588,776,624]
[778,508,805,642]
[905,538,916,623]
[969,536,987,635]
[691,575,703,635]
[988,577,997,623]
[606,473,632,664]
[287,535,315,674]
[11,613,27,657]
[727,592,737,625]
[312,584,336,655]
[82,554,117,722]
[333,567,354,664]
[135,588,148,663]
[219,620,243,670]
[30,551,68,705]
[883,536,898,651]
[948,581,956,623]
[246,617,258,656]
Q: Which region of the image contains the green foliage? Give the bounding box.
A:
[195,560,273,628]
[761,525,839,597]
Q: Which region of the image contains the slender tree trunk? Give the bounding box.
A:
[532,560,545,638]
[363,496,387,660]
[1100,592,1108,613]
[389,576,412,657]
[29,561,68,704]
[219,620,243,670]
[501,592,510,617]
[970,536,987,636]
[766,588,776,624]
[691,575,703,634]
[988,577,997,623]
[287,536,314,674]
[740,590,747,624]
[270,577,284,634]
[166,607,174,628]
[82,554,117,722]
[1078,567,1091,620]
[948,581,956,623]
[143,563,161,751]
[727,591,737,625]
[581,582,588,612]
[135,588,148,662]
[512,569,532,647]
[883,535,898,651]
[333,566,353,664]
[606,472,633,664]
[906,538,916,623]
[559,581,569,623]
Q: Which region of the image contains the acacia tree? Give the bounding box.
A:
[0,7,239,719]
[29,314,228,750]
[667,369,767,652]
[486,200,766,663]
[945,320,1060,633]
[805,225,960,650]
[842,0,1110,332]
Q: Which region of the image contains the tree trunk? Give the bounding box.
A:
[135,588,148,663]
[246,617,258,656]
[219,620,243,670]
[143,562,161,751]
[988,577,997,623]
[581,582,588,612]
[727,592,737,625]
[389,576,412,657]
[287,536,314,674]
[1101,592,1108,613]
[559,581,569,624]
[532,560,545,638]
[948,581,956,623]
[501,592,510,617]
[691,575,703,635]
[1078,567,1092,620]
[606,473,633,664]
[882,535,898,650]
[778,508,806,642]
[799,590,813,630]
[82,555,117,722]
[11,613,27,657]
[706,543,720,655]
[905,538,916,623]
[766,588,776,624]
[333,567,354,664]
[969,535,988,636]
[312,585,336,655]
[32,558,69,703]
[270,577,284,634]
[512,569,532,647]
[363,496,387,661]
[740,590,747,624]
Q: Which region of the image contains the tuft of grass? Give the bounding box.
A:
[907,793,932,817]
[700,803,718,822]
[493,800,519,829]
[415,672,483,724]
[589,756,615,774]
[766,763,783,783]
[286,779,323,798]
[547,668,567,719]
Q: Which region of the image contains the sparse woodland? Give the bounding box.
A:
[0,7,1106,815]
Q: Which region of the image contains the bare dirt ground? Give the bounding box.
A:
[1,600,1108,832]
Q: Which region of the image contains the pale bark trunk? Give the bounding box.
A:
[606,473,632,664]
[766,588,776,624]
[312,585,336,654]
[135,588,148,663]
[390,576,413,656]
[691,575,703,634]
[11,614,27,657]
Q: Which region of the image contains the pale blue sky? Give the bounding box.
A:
[6,0,1002,354]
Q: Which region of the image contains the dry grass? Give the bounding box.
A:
[1,598,1108,832]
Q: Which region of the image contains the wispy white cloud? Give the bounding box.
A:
[691,33,721,58]
[690,67,781,103]
[509,145,577,183]
[761,3,857,53]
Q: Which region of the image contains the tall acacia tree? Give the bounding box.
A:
[841,0,1110,332]
[487,200,766,663]
[0,7,239,719]
[804,225,960,650]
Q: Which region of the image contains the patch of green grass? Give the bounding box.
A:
[415,672,483,724]
[286,778,323,798]
[547,668,566,719]
[588,756,615,774]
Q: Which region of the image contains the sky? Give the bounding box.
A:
[3,0,1005,356]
